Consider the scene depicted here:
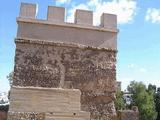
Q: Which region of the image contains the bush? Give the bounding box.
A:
[0,105,9,112]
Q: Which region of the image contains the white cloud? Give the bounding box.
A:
[127,63,147,73]
[139,68,147,73]
[55,0,71,5]
[66,0,137,25]
[145,8,160,23]
[127,63,138,69]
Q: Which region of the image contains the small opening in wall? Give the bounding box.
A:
[49,112,53,115]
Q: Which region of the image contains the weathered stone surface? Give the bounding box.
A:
[117,110,139,120]
[13,39,116,90]
[13,39,117,119]
[83,101,116,120]
[7,112,45,120]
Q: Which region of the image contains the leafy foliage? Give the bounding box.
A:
[7,72,14,86]
[155,88,160,120]
[148,84,156,93]
[128,81,157,120]
[0,105,9,112]
[147,84,160,120]
[114,90,125,110]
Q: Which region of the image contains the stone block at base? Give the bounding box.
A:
[8,86,90,120]
[9,86,81,113]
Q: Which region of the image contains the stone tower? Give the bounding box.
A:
[8,3,118,120]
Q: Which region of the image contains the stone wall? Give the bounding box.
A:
[13,38,117,119]
[7,112,45,120]
[117,110,139,120]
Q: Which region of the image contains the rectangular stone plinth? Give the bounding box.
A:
[9,87,81,113]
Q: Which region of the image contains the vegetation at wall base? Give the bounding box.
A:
[155,88,160,120]
[115,90,125,110]
[128,81,157,120]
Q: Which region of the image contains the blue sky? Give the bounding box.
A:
[0,0,160,92]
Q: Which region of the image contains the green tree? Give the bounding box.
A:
[155,88,160,120]
[148,84,156,93]
[7,72,14,86]
[128,81,157,120]
[114,90,125,110]
[147,84,160,120]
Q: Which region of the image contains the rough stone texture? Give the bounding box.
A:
[7,112,45,120]
[12,39,117,119]
[117,110,139,120]
[13,39,116,90]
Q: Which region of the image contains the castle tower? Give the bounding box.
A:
[8,3,118,120]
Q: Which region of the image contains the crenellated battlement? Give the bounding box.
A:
[19,3,117,29]
[17,2,118,49]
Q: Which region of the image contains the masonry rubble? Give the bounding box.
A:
[117,109,139,120]
[8,2,119,120]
